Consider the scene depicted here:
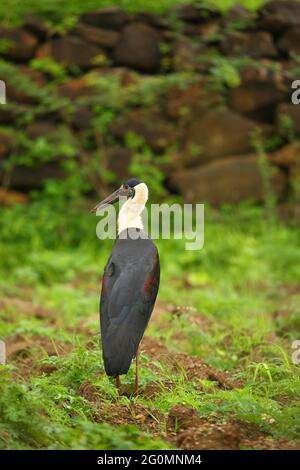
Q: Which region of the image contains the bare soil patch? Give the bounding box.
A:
[141,336,242,389]
[167,405,300,450]
[0,297,57,323]
[5,333,72,378]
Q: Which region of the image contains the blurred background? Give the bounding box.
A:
[0,0,300,451]
[1,0,300,210]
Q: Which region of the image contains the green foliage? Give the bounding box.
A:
[278,113,297,143]
[0,366,170,449]
[10,127,77,167]
[209,0,266,13]
[30,57,68,83]
[0,59,72,123]
[0,367,59,449]
[0,1,268,26]
[198,54,255,91]
[1,200,300,448]
[212,59,241,89]
[55,422,173,450]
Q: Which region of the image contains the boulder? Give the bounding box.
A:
[36,36,103,69]
[0,163,65,190]
[0,26,39,61]
[269,144,300,167]
[24,15,52,40]
[228,82,285,121]
[228,67,290,122]
[133,12,170,29]
[80,8,129,30]
[109,108,178,153]
[172,155,286,206]
[72,22,120,48]
[166,79,221,120]
[174,3,218,22]
[0,188,28,206]
[259,0,300,33]
[278,28,300,56]
[220,31,277,58]
[113,23,161,72]
[239,64,284,85]
[182,110,271,166]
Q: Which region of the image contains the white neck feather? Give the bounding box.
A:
[118,183,148,235]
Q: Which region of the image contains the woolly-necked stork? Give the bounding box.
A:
[91,179,160,397]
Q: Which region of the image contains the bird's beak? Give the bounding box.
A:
[90,186,131,214]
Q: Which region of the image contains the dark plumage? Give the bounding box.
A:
[100,228,160,378]
[124,178,142,188]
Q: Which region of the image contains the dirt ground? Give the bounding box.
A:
[2,296,300,450]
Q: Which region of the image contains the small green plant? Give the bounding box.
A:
[200,55,254,91]
[30,57,68,83]
[278,113,297,143]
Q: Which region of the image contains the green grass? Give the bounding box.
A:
[0,198,300,449]
[0,0,268,26]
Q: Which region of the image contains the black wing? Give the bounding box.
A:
[100,233,160,377]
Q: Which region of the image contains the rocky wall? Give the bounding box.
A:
[1,1,300,207]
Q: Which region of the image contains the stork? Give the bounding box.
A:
[91,179,160,397]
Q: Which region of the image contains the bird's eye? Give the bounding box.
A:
[124,184,129,190]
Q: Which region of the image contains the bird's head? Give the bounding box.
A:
[90,178,146,213]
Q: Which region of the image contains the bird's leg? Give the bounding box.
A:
[135,346,139,398]
[116,374,121,394]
